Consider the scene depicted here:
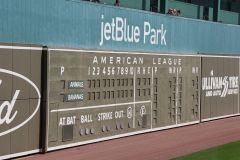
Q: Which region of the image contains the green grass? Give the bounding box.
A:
[174,141,240,160]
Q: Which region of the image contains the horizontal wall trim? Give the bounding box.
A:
[202,114,240,122]
[0,149,40,160]
[49,48,240,58]
[0,45,42,50]
[49,48,198,57]
[51,100,151,113]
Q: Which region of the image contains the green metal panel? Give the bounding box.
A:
[0,44,42,159]
[12,48,31,100]
[180,56,200,123]
[28,99,41,149]
[1,0,240,54]
[30,50,42,99]
[0,99,11,156]
[0,48,12,101]
[142,0,150,11]
[46,48,200,150]
[201,56,239,120]
[10,100,30,153]
[120,0,143,10]
[219,10,239,25]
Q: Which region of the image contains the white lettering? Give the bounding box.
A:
[144,21,150,44]
[59,117,66,126]
[134,27,140,43]
[116,17,124,41]
[161,24,166,45]
[80,114,93,123]
[93,56,98,64]
[101,15,150,45]
[60,66,65,76]
[98,112,113,121]
[59,116,76,126]
[104,22,111,40]
[0,90,20,125]
[66,93,84,101]
[99,15,104,46]
[115,110,124,119]
[144,22,167,45]
[67,116,76,125]
[69,81,84,88]
[202,70,239,98]
[100,15,167,46]
[92,56,144,65]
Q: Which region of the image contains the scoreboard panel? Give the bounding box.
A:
[46,49,201,149]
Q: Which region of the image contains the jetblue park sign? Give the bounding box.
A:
[1,0,240,54]
[99,15,167,46]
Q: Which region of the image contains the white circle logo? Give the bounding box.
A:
[0,69,41,137]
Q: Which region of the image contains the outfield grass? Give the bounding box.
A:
[174,141,240,160]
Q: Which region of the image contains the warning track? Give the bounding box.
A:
[21,116,240,160]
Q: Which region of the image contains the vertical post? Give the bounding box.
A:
[142,0,146,10]
[150,0,158,12]
[160,0,168,14]
[213,0,221,22]
[197,5,200,19]
[238,13,240,25]
[203,7,210,20]
[41,46,49,153]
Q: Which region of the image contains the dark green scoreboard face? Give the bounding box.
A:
[201,56,239,121]
[0,44,42,159]
[47,49,201,150]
